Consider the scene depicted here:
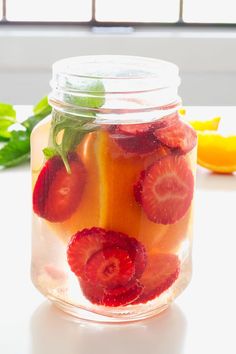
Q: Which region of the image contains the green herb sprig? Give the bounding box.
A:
[0,79,105,170]
[43,80,105,173]
[0,97,52,168]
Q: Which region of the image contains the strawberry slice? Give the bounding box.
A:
[67,227,107,278]
[85,246,135,288]
[113,129,160,154]
[80,279,143,307]
[80,280,104,305]
[133,170,146,205]
[134,253,180,304]
[33,153,86,222]
[140,155,194,224]
[102,281,143,307]
[154,120,197,154]
[111,121,159,154]
[117,122,153,135]
[127,237,147,278]
[67,227,147,281]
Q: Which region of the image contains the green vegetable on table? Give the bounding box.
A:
[0,97,52,168]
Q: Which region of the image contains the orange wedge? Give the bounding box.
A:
[197,132,236,173]
[189,117,221,131]
[50,129,193,252]
[50,132,101,241]
[96,131,192,253]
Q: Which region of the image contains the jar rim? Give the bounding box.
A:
[49,55,181,123]
[52,55,179,83]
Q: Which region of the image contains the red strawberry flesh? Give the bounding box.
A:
[67,228,147,282]
[80,279,143,307]
[154,120,197,154]
[141,155,194,224]
[33,153,86,222]
[67,227,107,278]
[134,253,180,304]
[85,246,135,288]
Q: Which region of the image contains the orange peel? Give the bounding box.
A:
[189,117,221,131]
[197,131,236,173]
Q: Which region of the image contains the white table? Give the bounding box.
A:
[1,107,236,354]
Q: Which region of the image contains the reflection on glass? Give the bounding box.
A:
[31,302,187,354]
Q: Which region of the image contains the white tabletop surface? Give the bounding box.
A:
[1,106,236,354]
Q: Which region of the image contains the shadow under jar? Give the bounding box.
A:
[31,55,197,322]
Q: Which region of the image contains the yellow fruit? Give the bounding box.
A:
[197,131,236,173]
[178,108,186,116]
[189,117,221,131]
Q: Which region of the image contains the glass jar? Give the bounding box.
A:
[31,55,197,322]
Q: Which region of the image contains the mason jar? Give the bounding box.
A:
[31,55,197,322]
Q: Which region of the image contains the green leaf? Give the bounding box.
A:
[0,103,16,119]
[43,147,57,160]
[0,116,16,139]
[65,80,105,109]
[43,79,105,172]
[22,108,52,133]
[33,96,51,115]
[0,96,52,169]
[0,130,30,167]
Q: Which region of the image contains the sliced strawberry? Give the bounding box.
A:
[67,228,147,281]
[140,155,194,224]
[117,122,153,135]
[80,279,143,307]
[133,170,146,205]
[134,253,180,304]
[127,237,147,278]
[85,247,135,288]
[33,153,86,222]
[67,227,107,278]
[113,130,160,154]
[154,120,197,154]
[80,280,104,305]
[105,231,147,279]
[152,112,179,130]
[102,281,143,307]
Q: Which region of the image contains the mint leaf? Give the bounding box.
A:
[50,112,96,173]
[66,80,105,109]
[0,104,16,140]
[0,116,16,139]
[33,96,51,115]
[0,103,16,119]
[43,147,57,160]
[0,96,52,169]
[22,108,52,133]
[0,130,30,167]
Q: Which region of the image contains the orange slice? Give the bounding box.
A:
[50,132,101,241]
[189,117,221,131]
[96,131,191,253]
[197,132,236,173]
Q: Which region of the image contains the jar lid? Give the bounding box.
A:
[49,55,181,124]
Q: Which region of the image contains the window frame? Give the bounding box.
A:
[1,0,236,27]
